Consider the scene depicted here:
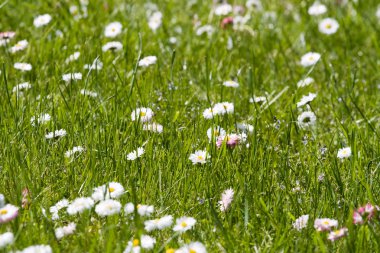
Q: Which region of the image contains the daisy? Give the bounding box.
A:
[176,242,207,253]
[216,134,240,149]
[65,146,85,158]
[80,89,98,98]
[173,216,196,233]
[148,11,163,31]
[105,22,122,37]
[50,199,69,220]
[144,215,173,232]
[84,59,103,70]
[223,80,239,88]
[203,108,216,119]
[297,111,316,128]
[308,2,327,16]
[124,203,135,215]
[17,245,52,253]
[143,123,163,133]
[319,18,339,35]
[45,129,67,139]
[297,77,315,88]
[123,235,156,253]
[9,40,28,53]
[236,123,254,133]
[297,93,317,107]
[246,0,263,10]
[328,228,348,241]
[0,31,15,40]
[131,107,154,122]
[66,197,94,215]
[189,150,209,165]
[213,102,234,115]
[300,52,321,67]
[14,62,32,71]
[91,182,125,201]
[0,204,19,223]
[137,204,154,216]
[127,147,145,161]
[314,218,338,231]
[207,126,226,142]
[65,51,80,63]
[12,82,31,93]
[249,96,267,104]
[33,14,52,27]
[95,199,122,217]
[196,25,215,36]
[30,113,51,126]
[55,222,76,240]
[337,147,351,159]
[138,56,157,67]
[102,41,123,52]
[293,214,309,231]
[219,188,234,212]
[62,73,82,82]
[0,232,14,249]
[214,3,232,16]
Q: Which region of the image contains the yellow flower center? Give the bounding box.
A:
[111,28,116,32]
[323,221,330,225]
[137,204,141,209]
[0,209,7,215]
[190,250,196,253]
[197,155,204,160]
[181,221,187,228]
[109,187,115,193]
[133,239,140,247]
[325,24,332,29]
[166,249,175,253]
[140,111,146,117]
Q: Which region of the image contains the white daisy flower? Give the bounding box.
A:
[65,51,80,63]
[62,73,82,82]
[173,216,196,233]
[223,80,239,88]
[148,11,163,31]
[45,129,67,139]
[17,245,52,253]
[102,41,123,52]
[49,199,69,214]
[214,3,232,16]
[144,215,173,232]
[123,235,156,253]
[30,113,51,126]
[105,22,122,37]
[249,96,267,103]
[202,108,216,119]
[12,82,31,93]
[33,14,52,27]
[300,52,321,67]
[65,146,85,158]
[246,0,263,10]
[84,59,103,70]
[55,222,76,240]
[297,77,315,88]
[124,203,135,215]
[91,182,125,201]
[140,235,156,249]
[314,218,338,231]
[219,188,234,212]
[14,62,32,71]
[143,123,163,133]
[95,199,122,217]
[319,18,339,35]
[138,56,157,67]
[337,147,351,159]
[297,111,317,129]
[127,147,145,161]
[137,204,154,216]
[131,107,154,122]
[308,2,327,16]
[9,40,28,53]
[189,150,210,165]
[213,102,234,115]
[207,126,226,142]
[196,25,214,36]
[67,197,94,215]
[176,242,207,253]
[236,123,254,133]
[80,89,98,98]
[293,214,309,231]
[0,204,19,223]
[297,93,317,107]
[0,232,13,249]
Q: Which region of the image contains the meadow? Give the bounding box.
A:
[1,0,380,252]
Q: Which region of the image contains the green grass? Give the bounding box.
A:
[1,0,380,252]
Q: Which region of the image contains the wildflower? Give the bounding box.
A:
[328,228,348,241]
[314,218,338,231]
[297,93,317,107]
[353,203,376,224]
[65,146,85,158]
[95,199,122,217]
[105,22,122,37]
[319,18,339,35]
[144,215,173,232]
[148,11,163,31]
[216,134,240,149]
[21,188,31,209]
[137,204,154,216]
[84,59,103,70]
[353,211,363,224]
[45,129,67,139]
[203,108,215,119]
[62,73,82,82]
[127,147,145,161]
[131,107,154,122]
[9,40,28,53]
[124,203,135,214]
[214,3,232,16]
[236,123,254,133]
[176,242,206,253]
[221,17,234,29]
[219,188,234,212]
[300,52,321,67]
[65,51,80,63]
[123,235,156,253]
[293,215,309,231]
[67,197,94,215]
[50,199,69,220]
[173,216,196,233]
[12,82,31,93]
[33,14,52,27]
[80,89,98,98]
[297,111,316,129]
[14,62,32,71]
[91,182,125,201]
[102,41,123,52]
[249,96,267,103]
[297,77,314,88]
[246,0,262,10]
[223,80,239,88]
[196,25,214,36]
[337,147,351,159]
[0,232,14,249]
[0,31,15,40]
[213,102,234,115]
[0,204,19,223]
[17,245,52,253]
[55,223,76,240]
[189,150,210,165]
[30,113,51,126]
[308,2,327,16]
[143,123,163,133]
[138,56,157,67]
[207,126,226,142]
